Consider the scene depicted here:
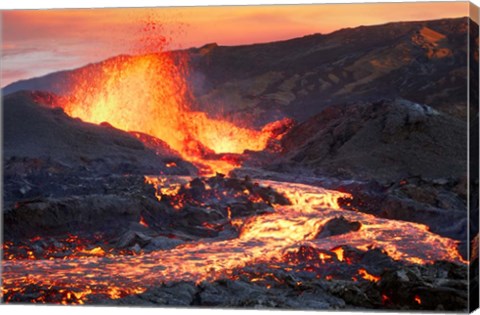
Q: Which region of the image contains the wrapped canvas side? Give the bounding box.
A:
[470,2,480,313]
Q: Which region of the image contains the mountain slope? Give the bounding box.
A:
[188,17,471,124]
[3,91,196,176]
[271,98,467,182]
[3,17,474,126]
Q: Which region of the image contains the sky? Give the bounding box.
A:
[0,1,474,86]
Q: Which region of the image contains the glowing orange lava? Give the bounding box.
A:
[60,52,273,175]
[331,246,344,261]
[139,216,149,228]
[358,268,381,282]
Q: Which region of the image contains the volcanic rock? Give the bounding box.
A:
[197,278,345,309]
[228,202,275,218]
[144,236,185,251]
[115,230,153,249]
[275,98,466,183]
[158,175,290,221]
[2,173,167,243]
[3,194,142,239]
[315,216,361,238]
[326,281,375,308]
[114,282,199,306]
[378,262,468,310]
[171,206,228,238]
[3,91,197,176]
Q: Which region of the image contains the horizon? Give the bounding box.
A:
[1,2,473,87]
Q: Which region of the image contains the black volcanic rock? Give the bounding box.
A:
[273,98,466,183]
[315,216,361,238]
[3,91,196,176]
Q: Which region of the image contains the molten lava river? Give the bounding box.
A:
[1,177,465,305]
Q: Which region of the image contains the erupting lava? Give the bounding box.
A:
[61,51,274,174]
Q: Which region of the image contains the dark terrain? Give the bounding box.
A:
[3,91,196,177]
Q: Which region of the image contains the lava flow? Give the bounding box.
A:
[1,177,466,305]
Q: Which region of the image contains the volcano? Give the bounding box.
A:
[1,14,478,312]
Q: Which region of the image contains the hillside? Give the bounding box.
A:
[271,98,467,182]
[3,17,474,126]
[3,91,196,176]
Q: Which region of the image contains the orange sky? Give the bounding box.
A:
[1,2,472,86]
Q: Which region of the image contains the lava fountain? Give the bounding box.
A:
[60,50,274,174]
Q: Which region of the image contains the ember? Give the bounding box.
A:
[139,216,149,228]
[358,268,381,282]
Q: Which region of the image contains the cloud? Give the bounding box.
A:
[1,69,31,85]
